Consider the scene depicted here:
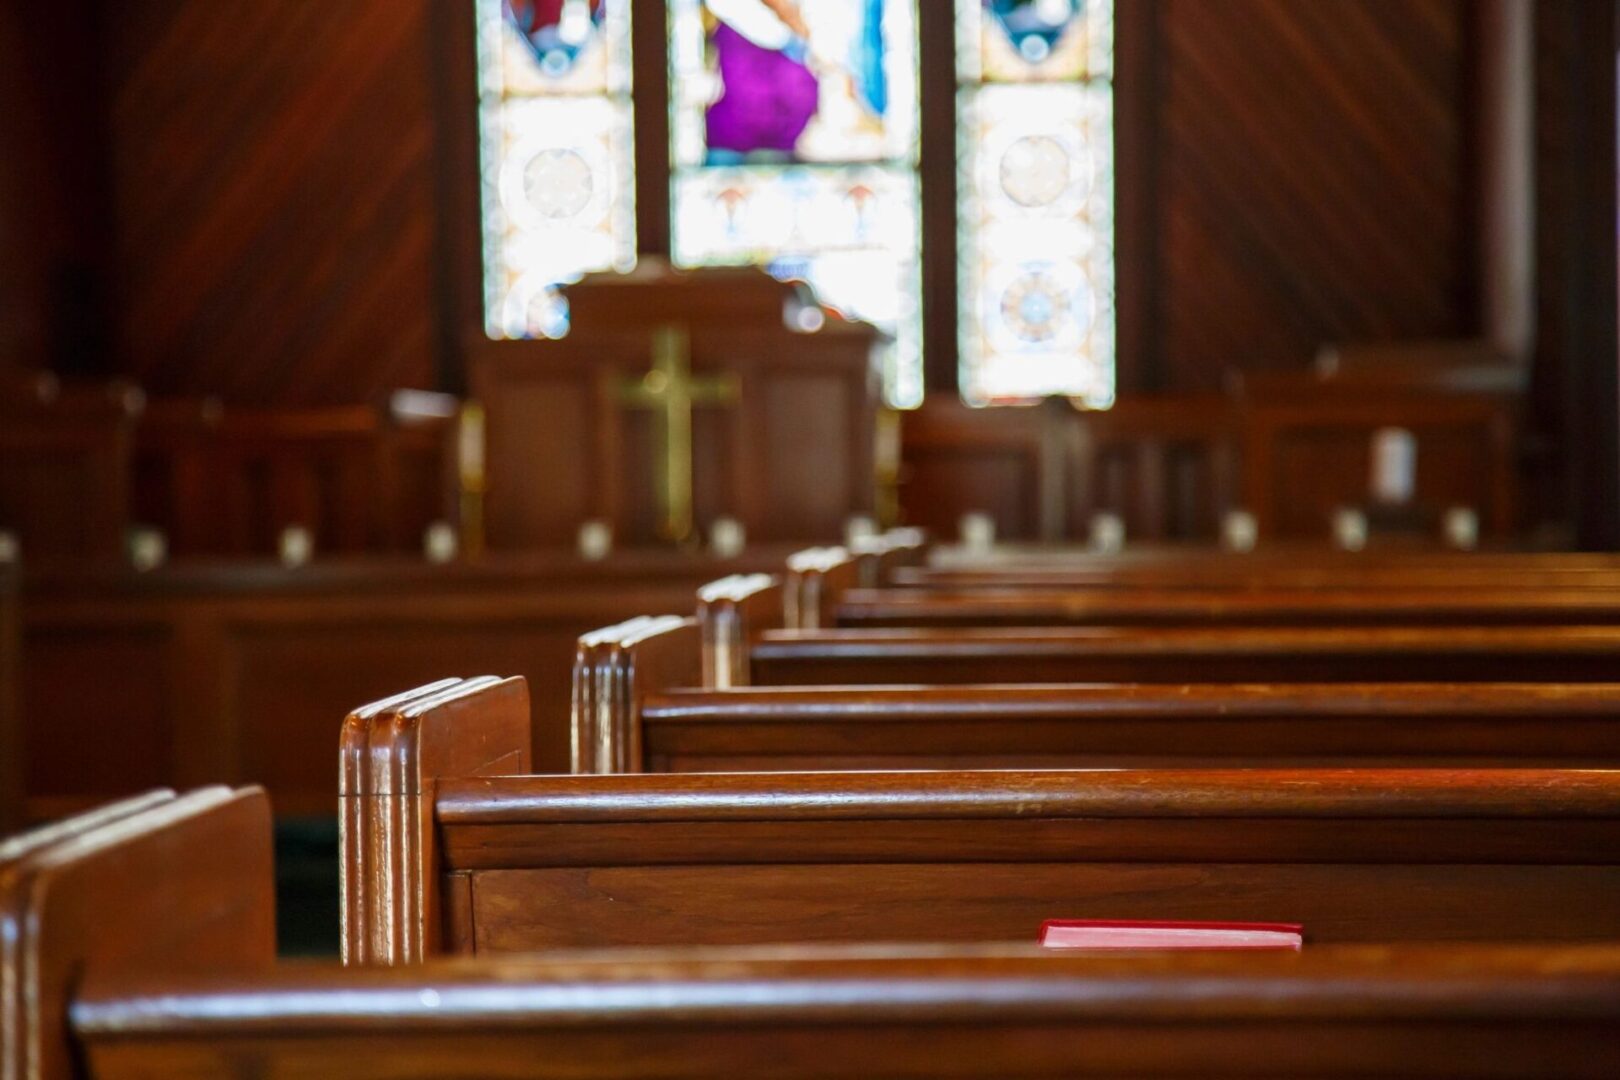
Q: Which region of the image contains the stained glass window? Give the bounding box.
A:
[958,0,1115,406]
[477,0,636,339]
[669,0,923,407]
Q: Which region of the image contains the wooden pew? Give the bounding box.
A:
[693,569,1620,685]
[833,585,1620,628]
[16,790,1620,1079]
[345,679,1620,961]
[572,616,1620,773]
[749,624,1620,686]
[576,612,1620,773]
[892,550,1620,591]
[0,786,274,1080]
[73,945,1620,1079]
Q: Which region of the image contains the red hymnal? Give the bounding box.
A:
[1039,920,1304,951]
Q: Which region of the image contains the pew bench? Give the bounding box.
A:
[342,678,1620,963]
[13,789,1620,1079]
[573,613,1620,773]
[73,945,1620,1079]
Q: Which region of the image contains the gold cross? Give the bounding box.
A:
[619,325,740,543]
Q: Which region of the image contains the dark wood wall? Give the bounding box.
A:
[100,0,453,404]
[1142,0,1471,391]
[0,1,1606,413]
[0,5,114,378]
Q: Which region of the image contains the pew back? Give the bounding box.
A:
[575,612,1620,773]
[749,625,1620,685]
[347,677,1620,963]
[74,945,1620,1079]
[0,787,273,1080]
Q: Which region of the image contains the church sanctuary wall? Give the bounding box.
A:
[94,1,452,405]
[1132,0,1475,392]
[0,4,113,379]
[0,0,1519,406]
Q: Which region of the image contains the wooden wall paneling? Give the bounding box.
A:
[104,1,442,404]
[1156,0,1470,388]
[1530,0,1620,548]
[0,5,113,379]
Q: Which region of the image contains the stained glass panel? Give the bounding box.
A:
[957,0,1115,407]
[670,0,923,406]
[479,0,636,339]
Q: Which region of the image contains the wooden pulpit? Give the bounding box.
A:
[469,264,881,549]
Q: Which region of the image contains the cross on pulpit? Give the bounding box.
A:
[619,324,741,543]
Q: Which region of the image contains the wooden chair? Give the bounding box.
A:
[346,678,1620,961]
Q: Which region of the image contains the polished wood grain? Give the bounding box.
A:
[18,792,1620,1079]
[104,0,444,404]
[892,550,1620,591]
[0,786,273,1080]
[340,677,529,965]
[638,683,1620,773]
[834,586,1620,628]
[433,768,1620,953]
[749,625,1620,686]
[71,944,1620,1079]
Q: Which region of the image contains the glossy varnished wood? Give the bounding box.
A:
[71,944,1620,1079]
[432,768,1620,952]
[835,585,1620,628]
[340,677,528,965]
[638,683,1620,772]
[0,786,273,1080]
[749,625,1620,686]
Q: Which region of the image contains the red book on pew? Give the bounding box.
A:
[1039,920,1303,951]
